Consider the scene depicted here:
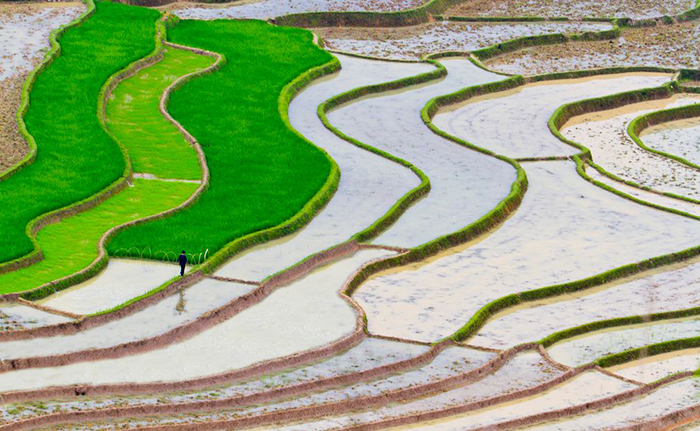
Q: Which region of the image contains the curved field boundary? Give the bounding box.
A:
[0,245,395,402]
[316,57,444,243]
[628,103,700,171]
[0,343,531,430]
[0,1,162,277]
[1,0,94,183]
[339,61,528,305]
[273,0,700,28]
[549,82,700,205]
[356,66,700,344]
[0,21,215,302]
[20,344,693,431]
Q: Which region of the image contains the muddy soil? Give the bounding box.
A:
[487,21,700,75]
[314,20,610,60]
[0,2,84,172]
[447,0,695,20]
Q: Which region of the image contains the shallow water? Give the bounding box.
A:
[356,161,700,342]
[37,259,180,315]
[563,94,700,201]
[171,0,423,20]
[87,351,560,430]
[525,377,700,430]
[0,249,391,391]
[586,166,700,218]
[396,371,634,430]
[0,337,428,422]
[446,0,695,19]
[0,278,253,361]
[433,73,672,159]
[329,58,515,248]
[318,21,610,61]
[216,55,428,281]
[472,257,700,349]
[641,116,700,167]
[611,348,700,384]
[548,316,700,367]
[0,303,72,331]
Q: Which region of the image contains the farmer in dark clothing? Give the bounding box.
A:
[178,251,187,276]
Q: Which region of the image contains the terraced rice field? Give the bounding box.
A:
[1,0,700,428]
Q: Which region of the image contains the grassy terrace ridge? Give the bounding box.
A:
[0,46,213,295]
[107,19,335,262]
[0,180,195,295]
[0,1,160,265]
[105,47,212,181]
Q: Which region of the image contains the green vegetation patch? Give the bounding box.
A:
[0,180,196,294]
[108,20,334,260]
[106,47,213,180]
[0,1,159,264]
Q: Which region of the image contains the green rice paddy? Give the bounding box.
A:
[0,1,159,265]
[107,20,334,261]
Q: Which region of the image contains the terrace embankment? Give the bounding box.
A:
[446,0,695,20]
[355,161,700,342]
[487,20,700,75]
[327,57,516,248]
[562,93,700,202]
[641,116,700,166]
[0,2,84,173]
[167,0,426,20]
[314,20,611,61]
[215,54,429,282]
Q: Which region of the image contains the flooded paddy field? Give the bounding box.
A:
[642,116,700,167]
[562,94,700,201]
[446,0,696,19]
[355,161,700,342]
[4,2,700,429]
[314,21,611,61]
[487,20,700,75]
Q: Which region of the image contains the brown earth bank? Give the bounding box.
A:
[0,2,84,173]
[446,0,696,20]
[486,20,700,75]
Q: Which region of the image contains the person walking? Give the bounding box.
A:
[178,251,187,276]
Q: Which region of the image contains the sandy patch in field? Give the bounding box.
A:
[0,2,84,172]
[527,377,700,430]
[642,116,700,166]
[217,55,429,281]
[487,21,700,75]
[447,0,695,19]
[473,258,700,350]
[169,0,425,20]
[314,20,611,60]
[328,58,515,248]
[563,94,700,201]
[355,161,700,342]
[433,73,671,159]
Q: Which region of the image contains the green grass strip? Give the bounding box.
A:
[107,20,339,265]
[105,47,213,180]
[0,1,160,265]
[628,103,700,172]
[0,180,196,295]
[596,336,700,368]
